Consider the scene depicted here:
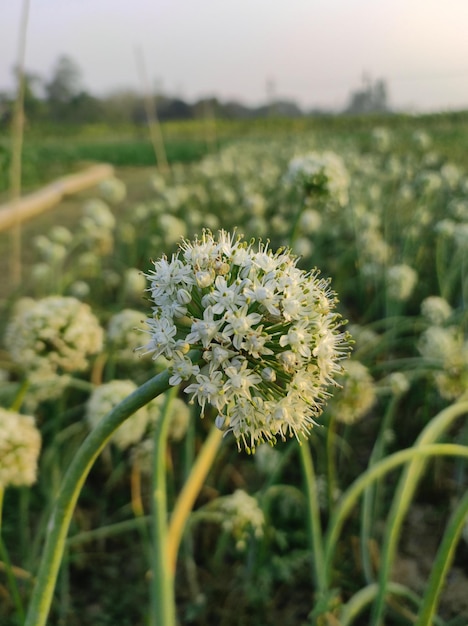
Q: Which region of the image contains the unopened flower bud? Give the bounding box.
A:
[215,260,230,275]
[196,269,215,288]
[215,414,228,431]
[261,367,276,382]
[176,289,192,305]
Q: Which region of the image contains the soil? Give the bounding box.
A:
[393,503,468,622]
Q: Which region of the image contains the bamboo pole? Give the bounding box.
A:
[203,98,218,152]
[9,0,31,286]
[134,46,170,176]
[0,163,115,233]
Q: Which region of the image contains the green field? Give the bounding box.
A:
[2,112,468,197]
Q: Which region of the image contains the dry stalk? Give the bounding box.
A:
[9,0,31,287]
[134,46,170,176]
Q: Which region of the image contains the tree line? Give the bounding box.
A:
[0,55,391,127]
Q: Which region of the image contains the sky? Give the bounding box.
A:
[1,0,468,113]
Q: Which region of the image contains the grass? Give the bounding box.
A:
[0,135,210,199]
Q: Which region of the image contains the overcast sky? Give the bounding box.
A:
[1,0,468,112]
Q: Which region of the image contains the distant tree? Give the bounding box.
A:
[193,97,222,120]
[130,97,148,126]
[0,67,45,127]
[46,55,83,121]
[256,100,303,118]
[101,89,141,124]
[345,77,390,114]
[69,91,104,124]
[222,100,257,120]
[157,97,192,121]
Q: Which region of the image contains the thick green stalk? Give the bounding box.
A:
[360,395,399,583]
[67,516,151,547]
[324,442,468,583]
[150,387,177,626]
[288,195,307,246]
[435,233,450,300]
[370,400,468,625]
[326,411,337,514]
[297,439,326,594]
[339,582,444,626]
[0,487,25,623]
[23,355,199,626]
[9,379,29,412]
[415,490,468,626]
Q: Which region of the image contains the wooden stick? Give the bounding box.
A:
[0,164,115,233]
[134,46,170,176]
[9,0,31,286]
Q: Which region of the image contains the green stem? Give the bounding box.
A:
[65,377,96,393]
[9,379,30,412]
[18,487,30,569]
[297,439,326,594]
[360,395,399,583]
[0,487,25,624]
[370,400,468,625]
[178,408,200,604]
[23,352,200,626]
[150,387,177,626]
[324,442,468,584]
[67,516,151,547]
[58,547,70,625]
[288,195,307,247]
[415,490,468,626]
[340,582,444,626]
[326,412,337,513]
[435,233,449,300]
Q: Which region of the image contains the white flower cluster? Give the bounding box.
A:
[254,443,283,476]
[130,397,191,474]
[5,296,103,384]
[327,359,376,425]
[297,207,322,235]
[107,309,149,362]
[123,268,147,300]
[147,396,191,442]
[356,220,391,274]
[386,264,418,301]
[286,151,350,206]
[418,326,468,400]
[79,199,116,255]
[86,380,149,450]
[385,371,411,397]
[141,230,349,452]
[412,130,431,151]
[0,409,41,488]
[347,324,381,355]
[371,127,391,152]
[420,296,453,326]
[215,489,264,551]
[34,233,68,264]
[98,177,127,205]
[82,199,116,231]
[157,214,188,247]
